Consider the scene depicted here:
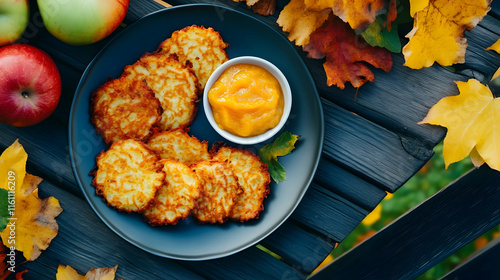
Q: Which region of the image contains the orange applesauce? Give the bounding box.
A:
[207,63,284,137]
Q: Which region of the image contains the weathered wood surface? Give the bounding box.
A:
[310,165,500,280]
[0,0,498,279]
[442,235,500,280]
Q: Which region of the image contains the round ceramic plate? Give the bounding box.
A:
[69,4,324,261]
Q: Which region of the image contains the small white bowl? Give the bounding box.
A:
[203,56,292,145]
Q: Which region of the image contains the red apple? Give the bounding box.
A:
[0,0,30,46]
[37,0,129,45]
[0,44,61,127]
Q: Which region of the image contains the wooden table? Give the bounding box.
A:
[1,0,499,279]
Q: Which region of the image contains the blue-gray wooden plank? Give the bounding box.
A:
[310,165,500,280]
[4,0,500,279]
[22,179,205,280]
[441,237,500,280]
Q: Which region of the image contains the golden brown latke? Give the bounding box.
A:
[212,146,270,222]
[158,25,229,90]
[90,77,162,145]
[143,159,201,226]
[191,160,242,224]
[92,139,165,213]
[122,52,199,131]
[146,128,210,166]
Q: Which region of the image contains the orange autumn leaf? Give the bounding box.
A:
[403,0,492,69]
[0,140,62,261]
[233,0,276,16]
[277,0,330,46]
[385,0,398,32]
[303,15,392,89]
[56,265,118,280]
[303,0,388,31]
[419,79,500,171]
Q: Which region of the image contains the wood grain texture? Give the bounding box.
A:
[310,165,500,280]
[322,99,429,192]
[261,222,335,275]
[314,158,387,211]
[441,237,500,280]
[2,1,499,279]
[22,180,205,280]
[292,183,368,241]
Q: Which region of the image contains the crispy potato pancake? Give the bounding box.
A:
[146,128,210,166]
[191,160,242,224]
[90,77,161,145]
[212,146,270,222]
[143,159,200,226]
[122,52,199,131]
[158,25,229,90]
[92,139,165,213]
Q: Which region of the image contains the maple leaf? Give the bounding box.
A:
[403,0,492,69]
[487,39,500,53]
[303,0,389,31]
[419,79,500,171]
[409,0,428,17]
[258,131,299,183]
[277,0,330,46]
[0,140,63,261]
[304,15,393,89]
[56,265,118,280]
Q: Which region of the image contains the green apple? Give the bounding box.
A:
[0,0,29,46]
[37,0,129,45]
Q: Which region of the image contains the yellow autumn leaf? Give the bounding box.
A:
[0,140,27,195]
[303,0,387,31]
[0,140,62,261]
[420,79,500,171]
[277,0,330,46]
[487,39,500,80]
[403,0,491,69]
[469,147,485,168]
[409,0,429,17]
[492,68,500,80]
[486,39,500,53]
[56,265,118,280]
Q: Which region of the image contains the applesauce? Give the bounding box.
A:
[207,63,285,137]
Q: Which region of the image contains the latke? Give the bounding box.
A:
[212,146,270,222]
[146,128,210,166]
[92,139,165,212]
[122,52,199,131]
[191,160,242,224]
[90,77,161,145]
[158,25,229,90]
[143,159,201,226]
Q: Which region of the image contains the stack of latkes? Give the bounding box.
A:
[90,25,271,226]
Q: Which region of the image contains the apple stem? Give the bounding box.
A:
[21,91,30,98]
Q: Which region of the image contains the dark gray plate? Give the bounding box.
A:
[69,4,324,261]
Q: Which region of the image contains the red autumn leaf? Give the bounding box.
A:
[386,0,398,31]
[304,15,393,89]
